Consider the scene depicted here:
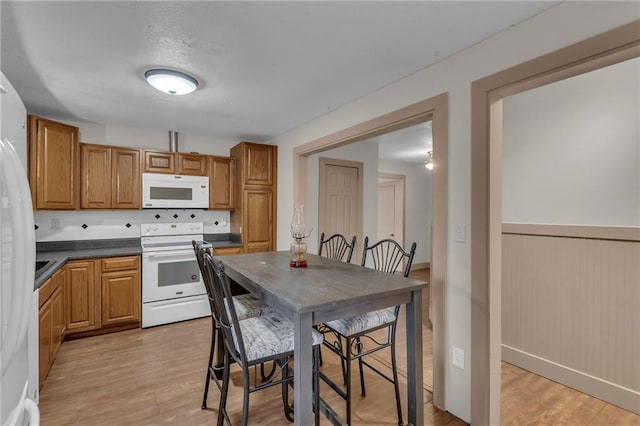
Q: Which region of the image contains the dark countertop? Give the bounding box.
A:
[35,239,143,290]
[35,234,242,291]
[204,233,243,249]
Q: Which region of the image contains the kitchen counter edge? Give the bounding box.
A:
[34,236,242,290]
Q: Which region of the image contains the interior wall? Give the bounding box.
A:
[63,120,237,156]
[502,57,640,226]
[271,3,640,421]
[306,139,379,254]
[378,159,432,265]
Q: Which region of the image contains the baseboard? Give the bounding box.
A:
[502,344,640,414]
[412,261,430,271]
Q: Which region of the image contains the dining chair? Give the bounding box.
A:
[204,253,324,426]
[318,232,357,263]
[319,237,416,426]
[192,241,275,410]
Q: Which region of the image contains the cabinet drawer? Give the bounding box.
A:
[101,256,140,272]
[213,246,242,255]
[39,277,53,307]
[39,268,64,307]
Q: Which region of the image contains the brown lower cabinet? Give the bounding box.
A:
[39,255,141,388]
[39,268,66,385]
[100,256,141,327]
[65,255,141,335]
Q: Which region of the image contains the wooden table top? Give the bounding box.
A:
[217,251,427,317]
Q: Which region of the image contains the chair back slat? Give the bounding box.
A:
[203,253,249,367]
[361,237,417,277]
[318,232,357,263]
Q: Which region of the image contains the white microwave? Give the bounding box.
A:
[142,173,209,209]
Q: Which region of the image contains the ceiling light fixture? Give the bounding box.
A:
[144,69,199,95]
[425,150,434,170]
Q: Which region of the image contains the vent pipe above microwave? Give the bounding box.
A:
[168,131,179,152]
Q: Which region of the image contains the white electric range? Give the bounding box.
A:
[140,222,210,328]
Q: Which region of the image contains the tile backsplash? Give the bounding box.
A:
[34,209,231,242]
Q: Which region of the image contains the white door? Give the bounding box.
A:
[377,177,404,248]
[318,158,363,261]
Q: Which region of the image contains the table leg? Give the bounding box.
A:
[406,289,424,425]
[294,311,313,426]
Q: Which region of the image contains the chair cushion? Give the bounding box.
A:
[234,313,324,362]
[232,294,274,320]
[324,307,396,336]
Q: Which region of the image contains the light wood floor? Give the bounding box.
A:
[39,268,638,425]
[39,316,460,425]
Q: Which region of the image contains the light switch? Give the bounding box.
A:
[452,346,465,369]
[454,224,465,242]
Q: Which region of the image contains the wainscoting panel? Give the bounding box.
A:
[501,225,639,413]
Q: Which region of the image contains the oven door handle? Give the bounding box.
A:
[144,251,197,261]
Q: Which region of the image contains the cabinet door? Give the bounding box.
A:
[244,143,275,186]
[244,189,273,253]
[209,157,235,210]
[39,298,53,385]
[177,153,208,176]
[101,268,141,327]
[144,150,175,174]
[65,260,99,333]
[112,148,141,209]
[51,285,65,361]
[81,144,111,208]
[34,118,79,209]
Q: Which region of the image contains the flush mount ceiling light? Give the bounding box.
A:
[144,69,198,95]
[424,150,434,170]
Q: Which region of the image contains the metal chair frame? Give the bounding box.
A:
[194,241,279,411]
[318,232,356,263]
[204,254,321,426]
[319,237,416,426]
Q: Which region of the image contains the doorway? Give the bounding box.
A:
[294,93,449,408]
[318,157,364,260]
[470,21,640,423]
[377,174,405,247]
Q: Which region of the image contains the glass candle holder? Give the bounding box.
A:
[290,205,308,268]
[290,237,308,268]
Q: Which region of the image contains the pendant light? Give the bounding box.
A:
[424,150,434,170]
[145,69,198,95]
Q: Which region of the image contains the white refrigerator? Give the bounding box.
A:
[0,71,40,425]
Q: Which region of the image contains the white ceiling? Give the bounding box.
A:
[1,1,558,150]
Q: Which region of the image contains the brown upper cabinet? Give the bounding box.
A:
[144,150,208,176]
[242,143,275,186]
[209,156,235,210]
[177,153,208,176]
[28,115,79,210]
[81,144,141,209]
[230,142,277,253]
[144,150,175,174]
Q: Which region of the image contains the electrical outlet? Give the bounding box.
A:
[50,218,60,230]
[454,224,465,242]
[452,346,465,370]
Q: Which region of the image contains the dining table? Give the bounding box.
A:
[218,250,427,426]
